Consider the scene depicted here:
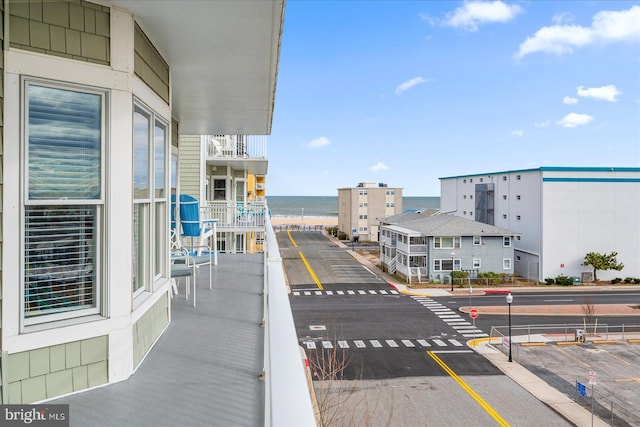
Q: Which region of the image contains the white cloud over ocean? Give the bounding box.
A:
[557,113,593,128]
[307,136,331,149]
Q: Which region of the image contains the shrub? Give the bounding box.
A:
[555,275,574,286]
[634,278,640,284]
[451,271,468,279]
[478,271,501,286]
[545,277,555,285]
[624,277,635,284]
[611,277,622,284]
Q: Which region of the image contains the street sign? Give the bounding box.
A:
[589,370,597,385]
[577,381,587,397]
[469,308,479,319]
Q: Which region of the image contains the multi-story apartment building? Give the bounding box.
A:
[177,134,268,253]
[440,167,640,282]
[338,183,402,242]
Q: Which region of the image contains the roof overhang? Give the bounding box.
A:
[104,0,284,135]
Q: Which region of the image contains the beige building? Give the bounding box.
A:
[338,183,403,242]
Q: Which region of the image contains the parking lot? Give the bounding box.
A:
[514,340,640,426]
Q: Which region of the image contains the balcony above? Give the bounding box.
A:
[205,135,268,175]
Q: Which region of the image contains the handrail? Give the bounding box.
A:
[263,213,317,426]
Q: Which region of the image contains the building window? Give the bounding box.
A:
[503,258,512,270]
[473,258,481,269]
[386,190,395,195]
[433,259,460,271]
[480,178,483,182]
[516,215,521,220]
[502,176,507,181]
[469,195,473,199]
[473,236,481,245]
[502,195,507,200]
[463,211,467,215]
[23,79,106,325]
[433,237,461,249]
[516,256,521,261]
[470,178,473,183]
[463,179,466,183]
[503,236,512,247]
[516,175,521,180]
[516,195,521,200]
[359,226,368,232]
[133,100,169,295]
[516,236,521,240]
[359,190,368,196]
[359,202,368,207]
[359,214,368,219]
[503,214,507,219]
[385,203,395,208]
[213,179,226,201]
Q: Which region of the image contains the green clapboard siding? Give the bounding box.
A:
[133,293,169,367]
[134,23,170,104]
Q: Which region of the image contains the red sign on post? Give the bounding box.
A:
[469,308,479,319]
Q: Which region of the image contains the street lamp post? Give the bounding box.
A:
[506,292,513,362]
[450,252,455,292]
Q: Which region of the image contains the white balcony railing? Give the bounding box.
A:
[205,135,267,159]
[201,201,266,230]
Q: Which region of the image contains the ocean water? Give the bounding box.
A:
[267,196,440,217]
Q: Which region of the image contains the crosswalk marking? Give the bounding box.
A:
[322,341,333,349]
[450,339,463,347]
[347,290,355,295]
[386,340,399,347]
[437,314,460,318]
[379,290,388,294]
[390,290,399,294]
[417,339,431,347]
[304,291,311,295]
[368,290,377,294]
[354,340,365,348]
[326,291,334,295]
[337,291,344,295]
[370,340,382,348]
[433,339,447,347]
[293,291,300,296]
[338,340,349,348]
[292,289,401,296]
[358,290,366,295]
[305,341,316,349]
[411,296,491,341]
[401,339,415,347]
[302,338,472,350]
[315,291,322,295]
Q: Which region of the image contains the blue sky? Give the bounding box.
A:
[268,1,640,196]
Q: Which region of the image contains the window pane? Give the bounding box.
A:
[133,203,149,292]
[155,202,166,277]
[28,85,102,200]
[25,206,97,317]
[154,121,166,198]
[134,109,151,199]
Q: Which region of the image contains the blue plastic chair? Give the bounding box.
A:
[171,194,217,260]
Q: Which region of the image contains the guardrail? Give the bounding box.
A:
[202,201,266,230]
[263,214,317,426]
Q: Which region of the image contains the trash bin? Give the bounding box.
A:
[575,329,585,343]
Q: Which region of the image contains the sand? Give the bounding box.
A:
[269,216,338,227]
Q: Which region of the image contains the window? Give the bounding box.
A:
[359,202,367,207]
[385,202,395,207]
[503,236,512,247]
[386,190,395,195]
[359,190,368,196]
[480,178,483,182]
[463,179,466,183]
[133,100,169,296]
[359,214,368,219]
[503,258,512,270]
[359,226,368,232]
[503,214,507,219]
[473,258,481,269]
[433,237,461,249]
[516,175,521,180]
[502,195,507,200]
[516,215,521,220]
[23,79,106,325]
[463,211,467,215]
[516,256,521,261]
[469,195,473,199]
[516,195,521,200]
[469,178,473,183]
[473,236,481,245]
[502,176,507,181]
[516,236,521,240]
[463,195,467,199]
[213,179,226,201]
[433,259,460,271]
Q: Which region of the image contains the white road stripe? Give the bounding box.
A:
[315,291,322,295]
[370,340,382,348]
[417,340,431,347]
[380,290,388,294]
[304,291,311,296]
[433,339,447,347]
[305,342,316,349]
[358,290,366,295]
[354,340,366,348]
[386,340,399,348]
[401,340,415,347]
[337,291,344,295]
[368,290,377,294]
[347,290,355,295]
[338,340,349,348]
[293,291,300,296]
[390,290,399,294]
[326,291,333,295]
[322,341,333,349]
[452,325,478,330]
[431,350,474,354]
[462,333,488,338]
[449,339,463,347]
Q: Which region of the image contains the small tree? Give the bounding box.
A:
[581,252,624,282]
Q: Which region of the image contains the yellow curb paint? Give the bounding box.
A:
[287,230,298,247]
[299,252,323,290]
[593,340,618,345]
[628,339,640,343]
[427,351,510,427]
[520,342,547,347]
[557,341,582,346]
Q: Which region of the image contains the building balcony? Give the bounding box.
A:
[203,201,267,231]
[205,135,268,175]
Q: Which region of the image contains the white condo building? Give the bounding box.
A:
[440,167,640,283]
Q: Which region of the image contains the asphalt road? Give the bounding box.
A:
[281,230,571,426]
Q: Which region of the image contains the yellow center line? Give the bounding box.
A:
[299,252,323,290]
[287,230,298,247]
[427,351,510,427]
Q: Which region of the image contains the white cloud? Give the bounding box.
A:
[563,96,579,105]
[556,113,593,128]
[511,129,524,137]
[307,136,331,149]
[577,85,621,102]
[517,5,640,58]
[552,12,574,25]
[444,1,523,31]
[370,162,389,172]
[534,121,551,127]
[395,76,429,95]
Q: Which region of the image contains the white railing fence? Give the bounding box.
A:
[205,135,267,159]
[263,214,317,426]
[202,201,266,229]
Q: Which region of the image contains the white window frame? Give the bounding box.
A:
[503,236,512,247]
[473,258,481,269]
[473,236,481,246]
[503,258,512,270]
[21,78,107,326]
[433,258,460,272]
[133,99,169,297]
[433,237,461,249]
